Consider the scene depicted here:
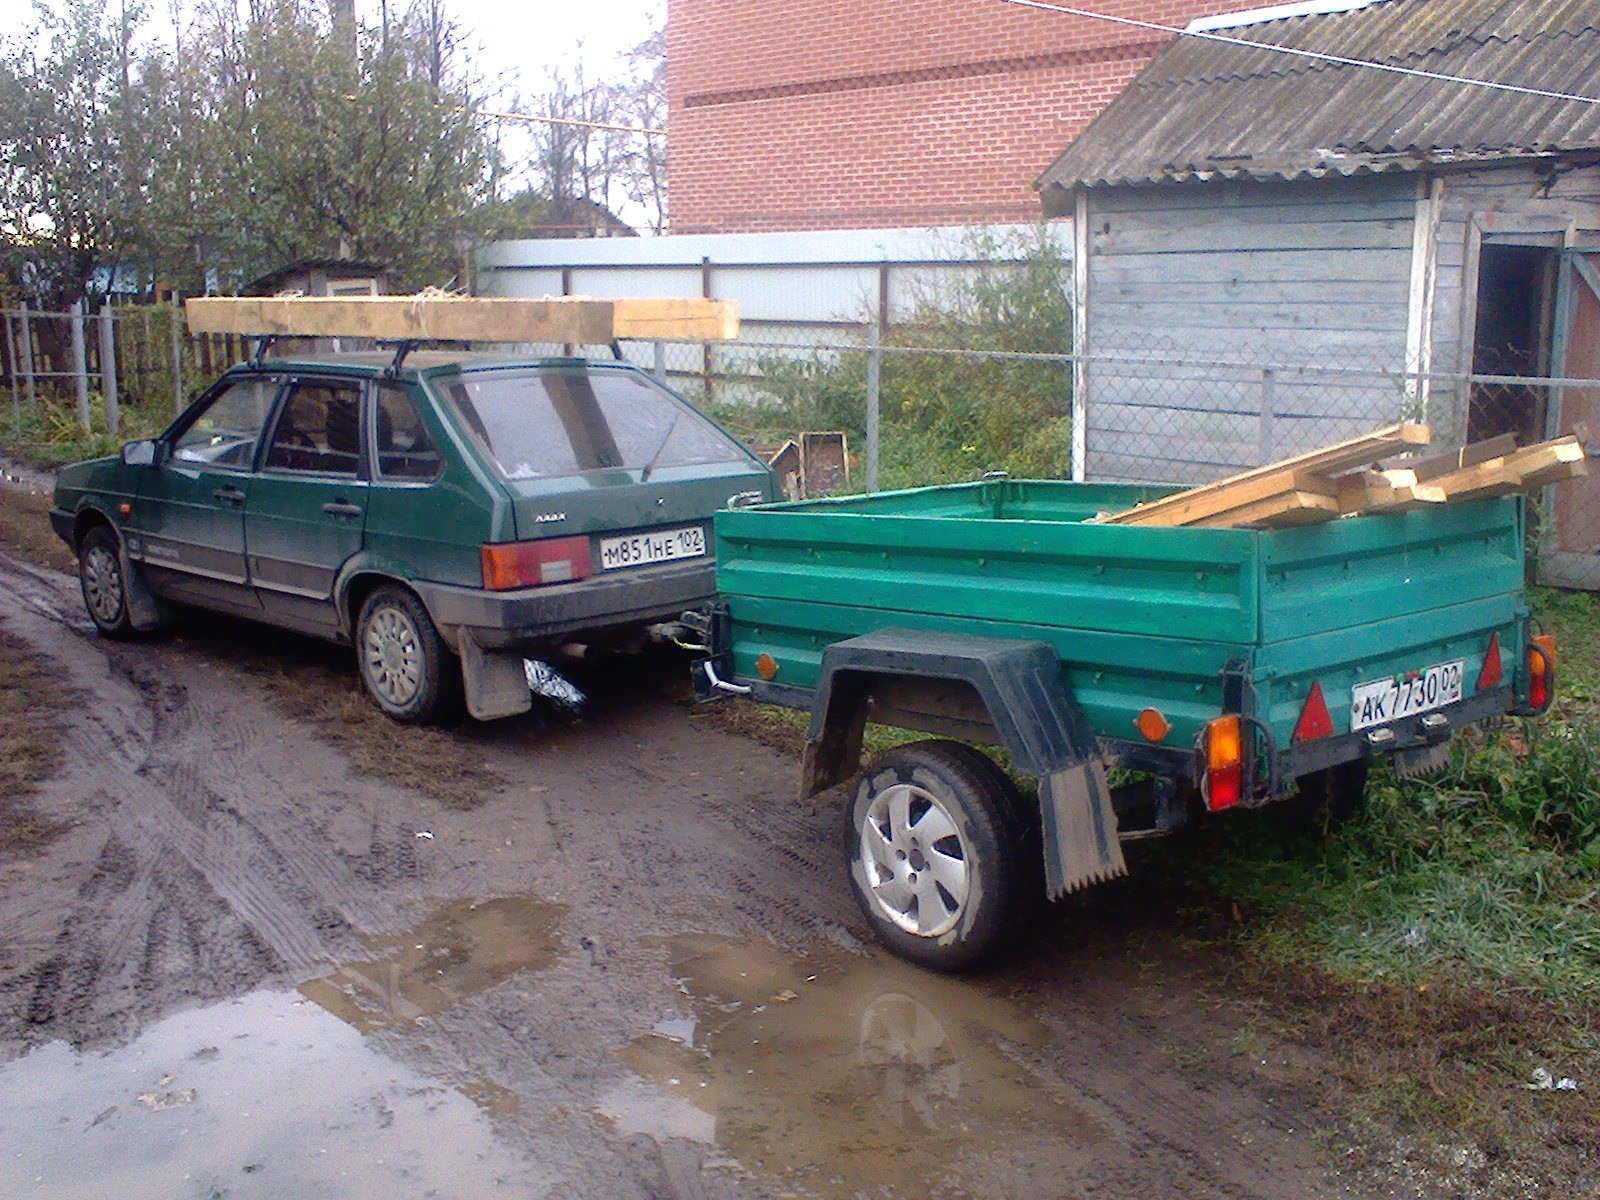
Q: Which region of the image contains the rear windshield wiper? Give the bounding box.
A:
[639,413,681,482]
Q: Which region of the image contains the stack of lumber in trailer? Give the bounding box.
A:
[184,293,740,344]
[1095,423,1588,530]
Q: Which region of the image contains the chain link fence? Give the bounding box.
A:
[609,331,1600,585]
[5,307,1595,585]
[1,302,251,446]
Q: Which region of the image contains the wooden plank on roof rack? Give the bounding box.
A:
[1096,422,1431,528]
[183,294,740,344]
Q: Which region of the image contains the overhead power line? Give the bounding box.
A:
[999,0,1600,107]
[470,106,666,136]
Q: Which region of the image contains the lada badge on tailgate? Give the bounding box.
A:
[1350,660,1464,731]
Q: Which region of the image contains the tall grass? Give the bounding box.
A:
[1162,588,1600,1012]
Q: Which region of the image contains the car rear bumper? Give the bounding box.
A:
[413,558,717,648]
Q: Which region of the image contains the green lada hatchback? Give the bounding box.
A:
[51,351,778,722]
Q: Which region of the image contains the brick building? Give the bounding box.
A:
[665,0,1230,233]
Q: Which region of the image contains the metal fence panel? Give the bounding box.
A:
[3,307,1596,586]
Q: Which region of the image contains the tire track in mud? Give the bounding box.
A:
[0,555,426,1047]
[0,541,1366,1198]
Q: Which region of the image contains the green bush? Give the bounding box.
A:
[707,226,1075,489]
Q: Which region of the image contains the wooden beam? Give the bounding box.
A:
[184,295,741,343]
[1406,432,1518,483]
[1424,436,1586,502]
[1333,469,1445,515]
[1190,489,1342,530]
[1099,423,1431,527]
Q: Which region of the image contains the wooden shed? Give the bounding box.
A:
[1035,0,1600,586]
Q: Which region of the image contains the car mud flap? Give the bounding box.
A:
[1392,741,1452,779]
[459,631,534,721]
[1040,759,1127,898]
[120,544,167,633]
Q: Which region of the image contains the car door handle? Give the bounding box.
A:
[213,486,246,505]
[322,501,363,517]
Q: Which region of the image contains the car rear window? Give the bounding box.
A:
[440,368,746,482]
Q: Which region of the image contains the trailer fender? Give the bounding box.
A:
[802,627,1127,896]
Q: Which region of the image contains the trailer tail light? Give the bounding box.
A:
[1477,632,1504,691]
[1292,681,1334,743]
[481,536,593,591]
[1205,715,1244,812]
[1528,635,1556,710]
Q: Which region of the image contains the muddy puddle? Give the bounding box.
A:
[298,896,564,1034]
[0,897,565,1200]
[599,935,1102,1199]
[0,988,553,1200]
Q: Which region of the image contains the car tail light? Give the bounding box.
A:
[1205,715,1244,812]
[1528,634,1556,710]
[1292,681,1334,743]
[481,536,593,591]
[1477,632,1504,690]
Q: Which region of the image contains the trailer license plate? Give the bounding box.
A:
[599,525,707,570]
[1349,660,1464,731]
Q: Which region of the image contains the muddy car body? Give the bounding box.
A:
[52,351,777,721]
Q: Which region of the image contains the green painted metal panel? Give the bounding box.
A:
[725,594,1239,749]
[715,483,1529,752]
[1257,498,1523,643]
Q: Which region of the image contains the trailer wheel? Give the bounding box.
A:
[848,740,1026,972]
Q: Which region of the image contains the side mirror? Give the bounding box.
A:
[120,439,159,467]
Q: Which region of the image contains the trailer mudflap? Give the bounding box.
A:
[804,627,1126,895]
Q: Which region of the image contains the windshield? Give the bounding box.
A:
[441,367,747,482]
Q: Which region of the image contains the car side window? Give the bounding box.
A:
[172,377,279,468]
[264,381,363,476]
[373,384,442,481]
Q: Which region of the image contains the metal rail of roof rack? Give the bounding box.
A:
[249,335,279,367]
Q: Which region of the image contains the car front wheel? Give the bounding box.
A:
[78,525,137,638]
[356,586,460,724]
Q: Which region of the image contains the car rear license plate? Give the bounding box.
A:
[1349,660,1464,731]
[599,525,707,570]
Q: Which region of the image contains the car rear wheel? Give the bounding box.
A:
[356,586,460,724]
[78,525,136,638]
[848,739,1027,972]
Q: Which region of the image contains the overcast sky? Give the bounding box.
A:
[0,0,664,96]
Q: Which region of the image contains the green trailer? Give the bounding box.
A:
[691,476,1555,969]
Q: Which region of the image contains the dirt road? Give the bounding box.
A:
[0,473,1410,1199]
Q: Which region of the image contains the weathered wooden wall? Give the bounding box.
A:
[1079,175,1419,484]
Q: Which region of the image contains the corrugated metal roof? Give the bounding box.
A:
[1036,0,1600,195]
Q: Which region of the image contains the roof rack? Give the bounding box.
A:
[184,294,739,345]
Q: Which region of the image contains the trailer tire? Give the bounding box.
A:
[848,739,1026,972]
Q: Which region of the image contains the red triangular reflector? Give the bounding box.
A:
[1293,680,1335,743]
[1477,632,1504,691]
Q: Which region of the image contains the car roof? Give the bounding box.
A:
[226,349,641,382]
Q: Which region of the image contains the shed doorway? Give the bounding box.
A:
[1538,251,1600,587]
[1468,244,1559,446]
